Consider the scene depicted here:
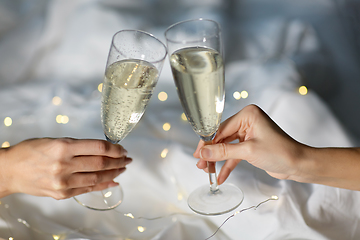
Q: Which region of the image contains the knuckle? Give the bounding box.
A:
[52,178,68,191]
[96,157,109,170]
[50,161,66,176]
[88,174,101,186]
[219,143,228,159]
[96,141,110,155]
[52,190,69,200]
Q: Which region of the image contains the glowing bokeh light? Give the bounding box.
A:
[240,90,249,99]
[161,148,169,158]
[125,213,135,219]
[4,117,12,127]
[181,113,187,121]
[162,123,171,131]
[2,141,10,148]
[52,235,60,240]
[56,115,69,124]
[137,226,146,232]
[233,91,241,100]
[52,96,62,106]
[104,191,112,198]
[98,83,103,93]
[158,91,168,101]
[177,192,183,201]
[299,86,308,95]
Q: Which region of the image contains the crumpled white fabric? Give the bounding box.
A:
[0,0,359,240]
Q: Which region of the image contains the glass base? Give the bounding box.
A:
[73,185,123,211]
[188,183,244,215]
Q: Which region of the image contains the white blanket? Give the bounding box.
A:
[0,1,359,239]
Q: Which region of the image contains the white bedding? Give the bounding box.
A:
[0,0,359,239]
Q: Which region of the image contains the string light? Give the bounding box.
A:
[158,91,168,101]
[52,96,62,106]
[162,123,171,131]
[98,83,103,93]
[299,86,308,95]
[56,115,69,124]
[52,235,60,240]
[240,90,248,99]
[2,141,10,148]
[233,91,241,100]
[161,148,169,158]
[137,226,146,232]
[0,195,278,239]
[4,117,12,127]
[177,193,183,201]
[181,113,187,121]
[205,195,279,240]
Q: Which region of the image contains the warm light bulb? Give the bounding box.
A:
[52,96,62,106]
[240,90,249,99]
[181,113,187,121]
[161,148,168,158]
[163,123,171,131]
[158,91,168,101]
[52,235,60,240]
[233,91,241,100]
[137,226,146,232]
[125,213,135,219]
[177,192,183,201]
[4,117,12,127]
[98,83,103,93]
[299,86,308,95]
[1,141,10,148]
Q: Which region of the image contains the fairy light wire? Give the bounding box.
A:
[0,196,278,239]
[205,195,279,240]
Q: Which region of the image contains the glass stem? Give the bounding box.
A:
[205,140,219,193]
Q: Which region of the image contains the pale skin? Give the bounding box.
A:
[194,104,360,191]
[0,138,132,199]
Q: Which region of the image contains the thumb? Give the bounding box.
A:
[200,142,250,161]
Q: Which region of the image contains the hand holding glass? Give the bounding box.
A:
[165,19,244,215]
[74,30,167,210]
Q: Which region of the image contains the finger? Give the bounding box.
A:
[60,181,119,199]
[68,168,126,189]
[65,138,128,158]
[218,159,242,185]
[200,141,253,161]
[72,156,132,172]
[196,159,207,169]
[214,114,241,143]
[193,140,206,158]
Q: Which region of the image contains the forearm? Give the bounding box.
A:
[294,146,360,191]
[0,148,12,198]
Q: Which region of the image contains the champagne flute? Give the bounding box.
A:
[165,19,244,215]
[74,30,167,211]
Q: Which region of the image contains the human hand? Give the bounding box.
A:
[0,138,131,199]
[193,104,306,184]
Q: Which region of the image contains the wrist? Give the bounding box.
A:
[0,148,12,198]
[288,144,320,184]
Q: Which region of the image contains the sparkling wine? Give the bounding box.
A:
[101,59,159,143]
[170,47,225,140]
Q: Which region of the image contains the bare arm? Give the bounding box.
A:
[0,138,132,199]
[193,104,360,191]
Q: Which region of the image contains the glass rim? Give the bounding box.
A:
[111,29,168,64]
[164,18,221,44]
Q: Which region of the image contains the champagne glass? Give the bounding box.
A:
[74,30,167,211]
[165,19,244,215]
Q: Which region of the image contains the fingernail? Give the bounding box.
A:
[108,182,119,188]
[125,158,132,164]
[200,147,212,159]
[123,149,128,155]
